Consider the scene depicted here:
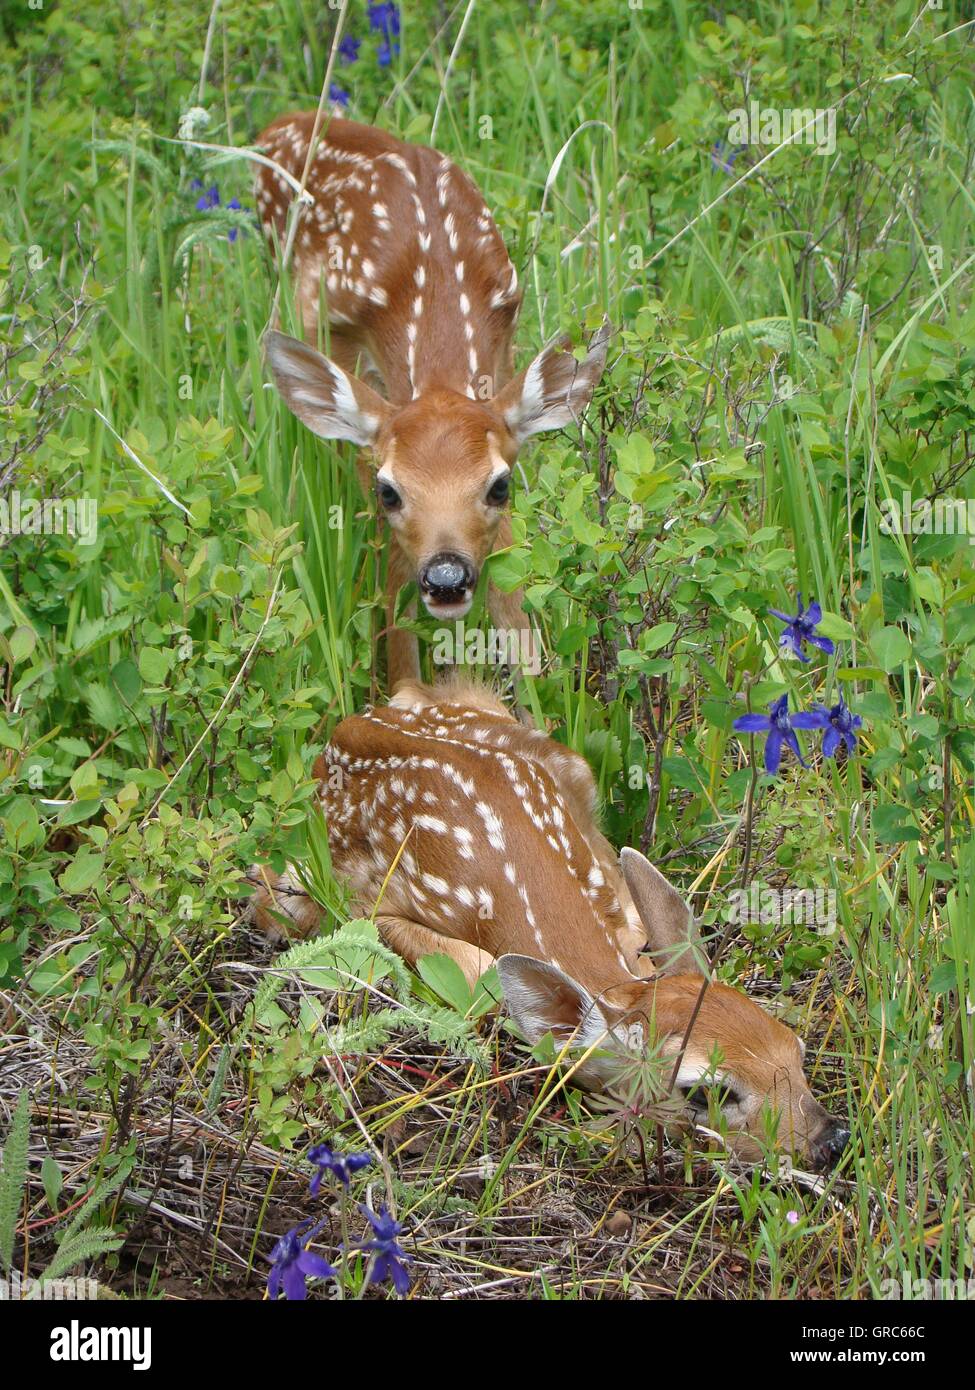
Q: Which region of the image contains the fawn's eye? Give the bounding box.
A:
[486,473,510,506]
[680,1080,742,1112]
[377,481,402,511]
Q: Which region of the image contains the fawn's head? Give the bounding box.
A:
[265,327,607,618]
[498,849,849,1171]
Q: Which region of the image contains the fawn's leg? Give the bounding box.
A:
[385,542,421,689]
[247,865,325,941]
[377,915,495,991]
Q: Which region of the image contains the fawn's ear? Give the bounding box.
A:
[497,954,612,1048]
[494,322,609,444]
[620,848,705,976]
[265,331,391,447]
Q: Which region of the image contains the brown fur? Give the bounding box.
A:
[250,689,845,1164]
[257,112,604,688]
[256,112,521,401]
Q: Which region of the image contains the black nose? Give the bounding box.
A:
[812,1121,850,1170]
[419,553,475,606]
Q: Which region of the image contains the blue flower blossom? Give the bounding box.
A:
[376,38,400,67]
[338,34,361,64]
[358,1204,412,1296]
[812,697,862,759]
[769,595,835,663]
[329,82,350,107]
[308,1144,372,1195]
[267,1219,335,1301]
[368,3,400,37]
[733,694,823,775]
[226,196,243,241]
[711,140,744,174]
[190,183,247,242]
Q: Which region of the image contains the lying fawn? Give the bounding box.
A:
[255,112,607,688]
[251,679,849,1170]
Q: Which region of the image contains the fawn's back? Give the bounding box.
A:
[256,112,521,401]
[320,688,644,995]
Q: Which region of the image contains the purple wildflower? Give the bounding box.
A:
[308,1144,372,1195]
[358,1204,412,1296]
[711,140,744,174]
[195,184,220,211]
[769,595,835,663]
[368,3,400,38]
[225,196,244,242]
[812,697,862,759]
[329,83,350,107]
[733,694,823,775]
[338,35,361,65]
[267,1219,335,1301]
[376,38,400,67]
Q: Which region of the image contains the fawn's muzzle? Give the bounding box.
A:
[419,553,476,610]
[810,1120,850,1171]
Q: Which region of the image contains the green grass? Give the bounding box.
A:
[0,0,973,1300]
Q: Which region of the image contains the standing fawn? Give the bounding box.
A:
[250,679,850,1170]
[255,112,607,688]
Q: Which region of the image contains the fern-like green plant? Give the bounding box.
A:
[0,1088,126,1296]
[237,921,492,1070]
[239,919,414,1041]
[0,1089,29,1272]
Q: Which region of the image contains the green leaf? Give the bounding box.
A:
[2,797,41,849]
[946,604,975,646]
[84,681,123,731]
[0,717,22,751]
[930,962,957,995]
[236,750,261,782]
[58,850,106,895]
[906,714,939,740]
[815,610,854,641]
[9,627,36,664]
[138,647,172,684]
[41,1156,63,1212]
[470,965,502,1019]
[266,769,292,806]
[858,691,895,721]
[418,953,473,1015]
[487,548,529,592]
[836,666,886,681]
[213,564,242,596]
[641,621,677,652]
[111,658,142,702]
[873,803,920,844]
[870,625,911,673]
[58,799,102,827]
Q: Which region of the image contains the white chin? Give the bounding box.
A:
[424,597,473,621]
